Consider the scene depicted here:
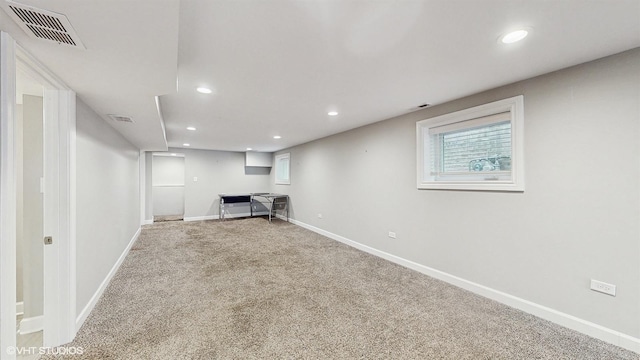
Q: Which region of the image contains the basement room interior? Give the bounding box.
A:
[0,0,639,359]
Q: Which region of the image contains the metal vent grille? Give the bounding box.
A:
[108,114,134,123]
[407,103,431,113]
[4,1,85,48]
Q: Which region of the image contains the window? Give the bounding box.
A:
[417,95,524,191]
[275,153,290,185]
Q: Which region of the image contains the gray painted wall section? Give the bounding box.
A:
[272,49,640,338]
[76,98,140,316]
[169,148,271,219]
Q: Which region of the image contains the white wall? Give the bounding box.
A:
[271,49,640,340]
[75,98,140,316]
[165,148,271,220]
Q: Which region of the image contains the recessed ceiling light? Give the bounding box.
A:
[196,87,212,94]
[273,135,281,139]
[328,111,338,116]
[246,147,253,151]
[186,126,196,131]
[183,143,190,147]
[501,29,529,44]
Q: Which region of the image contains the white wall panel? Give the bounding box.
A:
[152,155,184,186]
[152,186,184,216]
[152,155,184,217]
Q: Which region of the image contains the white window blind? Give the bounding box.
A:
[431,120,512,175]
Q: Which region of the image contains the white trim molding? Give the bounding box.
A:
[288,217,640,354]
[76,227,141,330]
[184,215,219,222]
[13,44,77,348]
[16,302,23,316]
[19,316,43,335]
[1,30,18,360]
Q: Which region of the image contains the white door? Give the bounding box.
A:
[152,154,185,218]
[17,89,45,339]
[2,32,77,357]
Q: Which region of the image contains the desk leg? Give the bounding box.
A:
[268,200,273,223]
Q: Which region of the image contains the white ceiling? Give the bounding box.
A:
[2,0,639,152]
[1,0,179,150]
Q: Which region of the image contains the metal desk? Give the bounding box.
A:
[251,193,289,223]
[218,193,288,222]
[218,194,251,220]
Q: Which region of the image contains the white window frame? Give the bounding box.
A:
[274,152,291,185]
[416,95,524,192]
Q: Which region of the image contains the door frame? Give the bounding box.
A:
[1,31,18,360]
[1,32,76,357]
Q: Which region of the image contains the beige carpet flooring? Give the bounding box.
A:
[43,218,638,359]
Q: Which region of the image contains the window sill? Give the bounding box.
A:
[417,180,524,192]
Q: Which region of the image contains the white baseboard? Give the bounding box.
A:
[288,218,640,354]
[184,215,219,222]
[141,219,153,225]
[16,301,23,316]
[19,315,43,334]
[76,227,141,330]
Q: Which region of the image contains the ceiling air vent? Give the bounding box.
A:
[408,103,431,112]
[4,1,85,49]
[108,114,134,124]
